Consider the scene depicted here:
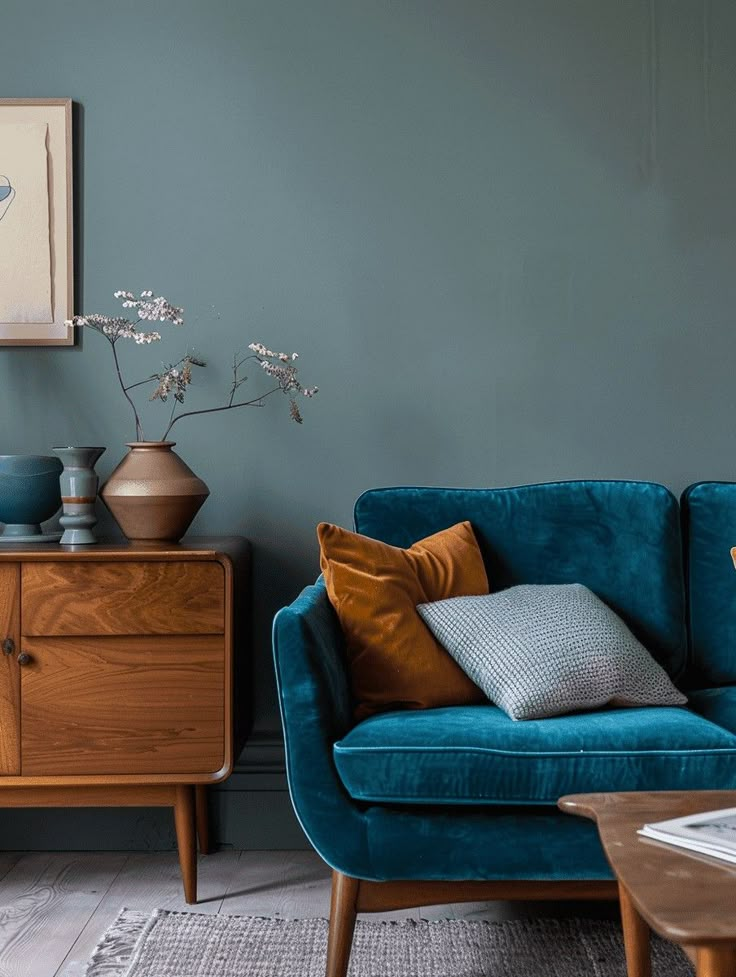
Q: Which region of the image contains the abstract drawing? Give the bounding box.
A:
[0,99,73,345]
[0,176,14,221]
[0,123,53,323]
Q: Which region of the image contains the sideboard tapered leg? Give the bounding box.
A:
[174,784,197,904]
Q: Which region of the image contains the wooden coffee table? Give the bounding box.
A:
[559,792,736,977]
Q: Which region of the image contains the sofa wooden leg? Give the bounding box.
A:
[326,871,360,977]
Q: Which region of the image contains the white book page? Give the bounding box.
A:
[638,826,736,864]
[640,806,736,855]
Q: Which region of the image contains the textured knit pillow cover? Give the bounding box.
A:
[417,583,687,721]
[318,520,489,720]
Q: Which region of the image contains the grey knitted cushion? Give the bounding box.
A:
[417,583,687,721]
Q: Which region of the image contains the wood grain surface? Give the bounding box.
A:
[560,791,736,945]
[21,561,225,635]
[696,946,736,977]
[0,853,127,977]
[0,784,176,807]
[0,540,248,907]
[20,635,225,776]
[0,564,20,775]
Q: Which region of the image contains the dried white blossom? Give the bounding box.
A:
[248,342,273,357]
[73,292,317,439]
[246,340,318,416]
[111,289,183,325]
[258,359,301,392]
[70,313,161,344]
[138,295,184,325]
[248,342,298,362]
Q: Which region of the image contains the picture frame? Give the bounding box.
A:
[0,98,74,346]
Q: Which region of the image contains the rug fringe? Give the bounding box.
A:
[84,909,149,977]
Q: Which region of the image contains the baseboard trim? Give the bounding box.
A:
[215,730,307,848]
[232,730,287,777]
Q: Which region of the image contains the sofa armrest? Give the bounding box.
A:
[272,578,370,868]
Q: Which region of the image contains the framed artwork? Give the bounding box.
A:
[0,98,73,346]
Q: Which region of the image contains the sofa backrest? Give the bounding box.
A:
[354,480,688,680]
[681,482,736,685]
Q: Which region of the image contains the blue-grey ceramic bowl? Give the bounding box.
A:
[0,455,63,534]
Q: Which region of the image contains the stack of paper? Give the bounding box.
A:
[639,807,736,865]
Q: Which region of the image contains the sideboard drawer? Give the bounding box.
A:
[22,562,225,635]
[20,635,226,776]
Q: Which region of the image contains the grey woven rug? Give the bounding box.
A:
[85,909,693,977]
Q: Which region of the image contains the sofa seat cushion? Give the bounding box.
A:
[333,704,736,805]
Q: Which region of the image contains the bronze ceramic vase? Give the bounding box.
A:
[100,441,209,543]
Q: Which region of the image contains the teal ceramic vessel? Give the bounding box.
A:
[0,454,63,540]
[52,446,105,545]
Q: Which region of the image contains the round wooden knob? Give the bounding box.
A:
[16,652,31,666]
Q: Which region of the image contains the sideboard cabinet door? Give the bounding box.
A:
[20,634,226,777]
[0,565,19,776]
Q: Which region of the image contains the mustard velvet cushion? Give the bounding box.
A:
[318,520,489,720]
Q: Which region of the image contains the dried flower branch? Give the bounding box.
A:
[160,342,319,437]
[66,291,318,442]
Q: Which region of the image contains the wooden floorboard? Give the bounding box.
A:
[222,851,431,922]
[0,849,621,976]
[0,853,21,887]
[220,850,330,918]
[0,852,125,977]
[57,850,242,977]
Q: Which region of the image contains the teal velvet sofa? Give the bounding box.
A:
[273,480,736,977]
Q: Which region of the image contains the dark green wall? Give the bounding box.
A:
[3,0,736,847]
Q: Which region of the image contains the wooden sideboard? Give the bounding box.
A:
[0,536,250,903]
